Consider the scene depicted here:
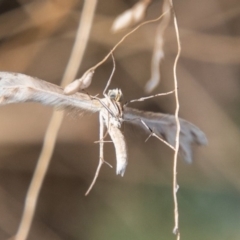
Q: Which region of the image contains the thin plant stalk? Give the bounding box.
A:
[169,0,182,239]
[14,1,98,240]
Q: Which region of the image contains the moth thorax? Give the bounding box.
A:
[109,116,122,128]
[108,88,123,102]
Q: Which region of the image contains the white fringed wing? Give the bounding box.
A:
[123,107,207,163]
[0,72,101,113]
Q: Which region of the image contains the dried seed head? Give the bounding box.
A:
[64,70,94,95]
[64,79,82,95]
[132,0,148,22]
[111,9,133,33]
[111,0,149,33]
[80,70,94,89]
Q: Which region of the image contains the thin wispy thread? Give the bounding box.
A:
[69,8,170,87]
[14,1,98,240]
[90,10,169,70]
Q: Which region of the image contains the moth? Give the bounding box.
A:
[0,72,207,177]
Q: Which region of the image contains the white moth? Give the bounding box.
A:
[101,89,127,176]
[0,72,207,173]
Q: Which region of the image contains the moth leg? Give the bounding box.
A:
[140,119,175,150]
[103,53,116,97]
[124,90,175,106]
[85,112,111,195]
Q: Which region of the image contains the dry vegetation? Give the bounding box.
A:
[0,0,240,240]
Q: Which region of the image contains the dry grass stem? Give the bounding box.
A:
[169,0,182,239]
[14,1,98,240]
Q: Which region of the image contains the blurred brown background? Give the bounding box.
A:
[0,0,240,239]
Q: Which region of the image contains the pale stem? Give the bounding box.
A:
[169,0,182,239]
[14,1,98,240]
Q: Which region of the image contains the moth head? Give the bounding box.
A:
[108,88,123,102]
